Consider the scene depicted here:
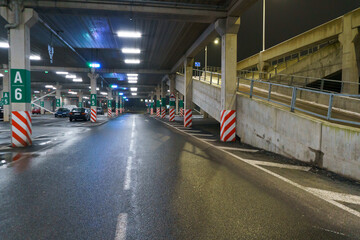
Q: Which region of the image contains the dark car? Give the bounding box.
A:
[69,108,90,121]
[55,108,70,118]
[96,107,104,115]
[32,108,41,114]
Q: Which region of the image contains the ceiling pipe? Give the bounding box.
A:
[5,0,20,29]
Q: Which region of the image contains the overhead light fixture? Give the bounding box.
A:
[73,78,83,82]
[117,31,141,38]
[119,92,124,96]
[56,71,68,75]
[127,77,138,80]
[130,87,137,91]
[45,85,54,88]
[34,90,40,94]
[214,38,219,44]
[125,59,140,64]
[110,84,118,89]
[125,99,129,101]
[140,99,143,102]
[69,91,77,95]
[127,73,138,77]
[122,48,141,54]
[0,73,3,77]
[123,96,127,99]
[88,62,101,68]
[88,87,100,90]
[167,90,170,92]
[0,42,9,48]
[65,74,76,79]
[145,99,148,103]
[83,96,89,99]
[131,93,137,96]
[128,80,137,84]
[100,92,108,95]
[30,55,41,60]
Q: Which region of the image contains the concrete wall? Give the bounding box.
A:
[192,80,221,122]
[236,93,360,181]
[175,74,184,95]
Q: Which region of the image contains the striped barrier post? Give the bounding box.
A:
[179,100,184,116]
[169,93,175,121]
[91,108,97,122]
[161,97,166,119]
[150,102,154,115]
[107,100,112,118]
[184,109,192,127]
[220,110,236,142]
[11,111,32,147]
[91,94,97,123]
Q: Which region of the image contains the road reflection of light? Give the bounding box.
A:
[39,141,52,146]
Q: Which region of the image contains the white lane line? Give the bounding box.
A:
[249,160,311,171]
[115,213,128,240]
[218,146,259,153]
[0,129,10,132]
[124,117,136,190]
[156,118,360,218]
[306,188,360,205]
[182,130,202,133]
[190,133,213,137]
[203,139,217,142]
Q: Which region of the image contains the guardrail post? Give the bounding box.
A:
[320,79,324,91]
[341,81,344,93]
[305,77,308,86]
[217,74,220,85]
[252,72,255,80]
[290,76,294,86]
[268,83,272,101]
[290,87,297,112]
[250,80,254,98]
[237,77,240,89]
[204,70,207,82]
[210,72,213,85]
[327,94,334,120]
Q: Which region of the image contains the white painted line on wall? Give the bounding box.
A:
[250,160,312,171]
[115,213,128,240]
[155,118,360,218]
[218,146,259,153]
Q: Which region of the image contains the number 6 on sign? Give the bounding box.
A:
[15,88,22,100]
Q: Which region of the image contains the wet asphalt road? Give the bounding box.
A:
[0,114,359,239]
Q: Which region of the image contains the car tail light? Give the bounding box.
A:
[69,112,73,115]
[81,112,86,115]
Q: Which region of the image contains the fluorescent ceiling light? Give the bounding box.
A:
[122,48,141,54]
[117,31,141,38]
[119,92,124,96]
[127,73,138,77]
[100,92,108,95]
[83,96,89,99]
[0,42,9,48]
[128,80,137,84]
[30,55,41,60]
[56,71,68,75]
[0,73,3,77]
[127,77,138,80]
[88,62,101,68]
[65,74,76,79]
[130,87,137,91]
[88,87,100,90]
[73,78,83,82]
[110,84,118,89]
[34,90,40,93]
[131,93,137,96]
[69,91,77,95]
[45,85,54,88]
[125,59,140,64]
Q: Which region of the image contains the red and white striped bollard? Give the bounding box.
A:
[220,110,236,142]
[184,109,192,127]
[11,111,32,147]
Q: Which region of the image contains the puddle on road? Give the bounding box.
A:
[0,152,40,172]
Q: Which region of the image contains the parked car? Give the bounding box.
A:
[69,108,90,121]
[32,108,41,114]
[55,108,70,118]
[96,107,104,115]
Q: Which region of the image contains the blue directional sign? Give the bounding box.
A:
[195,62,201,67]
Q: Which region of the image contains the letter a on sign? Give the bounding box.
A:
[14,71,23,83]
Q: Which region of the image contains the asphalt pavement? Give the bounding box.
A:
[0,113,359,239]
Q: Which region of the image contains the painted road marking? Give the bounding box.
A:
[124,156,133,190]
[182,130,202,133]
[154,118,360,218]
[115,213,128,240]
[190,133,213,137]
[249,160,311,171]
[218,146,259,153]
[306,188,360,205]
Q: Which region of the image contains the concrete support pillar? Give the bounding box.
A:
[150,92,154,115]
[175,91,179,115]
[160,81,166,119]
[55,83,61,109]
[88,72,99,122]
[107,88,113,118]
[183,58,194,127]
[156,85,161,117]
[216,17,240,142]
[115,93,119,116]
[1,66,10,122]
[1,6,38,147]
[339,13,360,94]
[168,74,176,121]
[40,91,45,114]
[78,91,83,108]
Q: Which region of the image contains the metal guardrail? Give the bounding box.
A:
[192,69,221,86]
[239,70,360,94]
[237,76,360,126]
